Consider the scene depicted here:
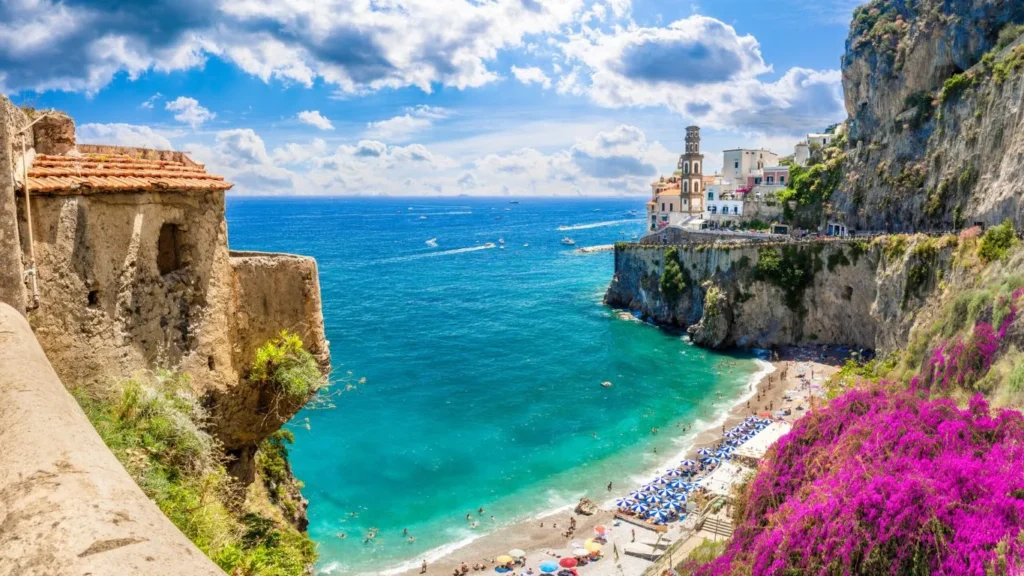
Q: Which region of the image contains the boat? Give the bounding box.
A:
[425,238,438,248]
[509,200,520,204]
[561,237,576,246]
[523,243,529,247]
[601,381,613,388]
[498,238,505,244]
[483,242,496,248]
[626,210,638,216]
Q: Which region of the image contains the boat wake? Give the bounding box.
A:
[556,219,640,231]
[380,243,496,263]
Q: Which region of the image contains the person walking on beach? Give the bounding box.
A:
[421,559,428,573]
[607,481,613,492]
[631,529,636,543]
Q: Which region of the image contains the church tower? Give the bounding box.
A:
[677,126,704,215]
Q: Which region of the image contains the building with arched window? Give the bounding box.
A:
[646,126,706,232]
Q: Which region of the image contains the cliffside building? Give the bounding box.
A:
[646,126,706,232]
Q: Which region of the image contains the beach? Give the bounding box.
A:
[394,345,846,576]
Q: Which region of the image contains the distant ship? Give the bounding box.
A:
[561,237,576,246]
[509,200,520,204]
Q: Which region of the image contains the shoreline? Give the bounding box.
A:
[386,348,838,576]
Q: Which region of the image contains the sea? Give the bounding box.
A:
[225,197,764,575]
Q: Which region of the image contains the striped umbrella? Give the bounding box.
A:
[628,490,646,500]
[654,476,670,485]
[655,489,674,498]
[701,456,721,465]
[642,483,659,492]
[667,479,687,490]
[697,447,714,456]
[665,468,683,476]
[649,509,672,523]
[679,459,698,467]
[663,500,684,512]
[615,498,635,508]
[640,494,660,504]
[724,431,741,438]
[629,502,650,514]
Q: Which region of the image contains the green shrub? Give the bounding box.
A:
[753,246,816,313]
[978,219,1016,263]
[882,236,908,261]
[252,331,323,403]
[996,23,1024,52]
[939,72,974,104]
[74,374,317,576]
[660,247,688,302]
[1010,363,1024,393]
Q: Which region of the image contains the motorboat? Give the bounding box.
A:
[561,237,576,246]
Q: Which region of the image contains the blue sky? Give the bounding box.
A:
[1,0,861,196]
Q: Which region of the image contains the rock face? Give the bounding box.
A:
[575,497,598,516]
[834,0,1024,231]
[606,237,953,353]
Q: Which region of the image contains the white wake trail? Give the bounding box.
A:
[557,218,640,231]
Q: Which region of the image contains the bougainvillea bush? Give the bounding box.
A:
[700,386,1024,576]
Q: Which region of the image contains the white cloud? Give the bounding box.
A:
[511,65,552,89]
[557,15,845,135]
[141,93,162,109]
[0,0,588,95]
[365,105,452,142]
[297,110,334,130]
[165,96,215,128]
[76,123,174,149]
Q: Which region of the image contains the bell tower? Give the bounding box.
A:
[677,126,704,215]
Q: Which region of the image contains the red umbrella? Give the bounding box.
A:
[559,558,578,569]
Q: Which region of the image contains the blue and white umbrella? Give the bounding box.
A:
[701,456,721,465]
[628,490,645,500]
[745,416,759,422]
[654,476,670,485]
[665,468,683,476]
[727,439,743,446]
[648,509,672,523]
[641,494,660,504]
[667,479,687,490]
[629,502,650,514]
[724,431,741,438]
[615,498,635,508]
[663,500,685,512]
[679,459,698,467]
[642,483,659,492]
[697,447,714,456]
[655,489,674,498]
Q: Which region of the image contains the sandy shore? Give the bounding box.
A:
[396,345,846,576]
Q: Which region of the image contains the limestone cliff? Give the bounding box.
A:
[834,0,1024,231]
[606,235,954,352]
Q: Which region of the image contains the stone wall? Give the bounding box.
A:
[606,236,952,352]
[19,186,330,480]
[0,303,224,576]
[0,97,28,313]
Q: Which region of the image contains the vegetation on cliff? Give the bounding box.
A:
[251,331,324,404]
[660,247,688,302]
[74,334,324,576]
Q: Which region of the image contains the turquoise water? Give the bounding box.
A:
[225,197,761,575]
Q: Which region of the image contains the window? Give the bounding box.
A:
[733,206,739,215]
[767,177,773,184]
[780,176,785,184]
[661,203,665,211]
[707,192,713,200]
[710,206,717,214]
[157,223,183,275]
[683,181,689,193]
[669,203,674,211]
[694,162,700,173]
[734,161,739,169]
[683,162,689,174]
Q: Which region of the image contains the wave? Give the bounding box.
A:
[362,531,485,576]
[556,219,640,231]
[379,244,496,264]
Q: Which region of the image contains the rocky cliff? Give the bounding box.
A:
[606,235,954,352]
[834,0,1024,231]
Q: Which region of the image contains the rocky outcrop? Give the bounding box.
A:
[834,0,1024,231]
[606,236,953,353]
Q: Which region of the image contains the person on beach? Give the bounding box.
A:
[607,481,613,492]
[466,513,472,522]
[632,529,636,542]
[408,536,416,543]
[478,507,484,515]
[404,528,409,536]
[421,559,428,573]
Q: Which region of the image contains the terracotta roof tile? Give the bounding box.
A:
[24,153,233,194]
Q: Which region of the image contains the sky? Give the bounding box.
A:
[0,0,862,196]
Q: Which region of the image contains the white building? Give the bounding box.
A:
[807,133,834,149]
[722,148,779,190]
[793,141,810,166]
[704,184,744,220]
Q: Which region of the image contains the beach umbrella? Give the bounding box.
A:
[680,459,698,467]
[496,555,514,565]
[584,539,602,553]
[665,468,682,476]
[655,489,674,498]
[628,490,645,500]
[697,447,714,456]
[540,561,559,573]
[649,509,672,523]
[654,476,670,485]
[642,483,659,492]
[509,549,526,558]
[701,456,721,465]
[664,499,685,512]
[629,502,650,514]
[572,547,590,557]
[745,416,758,422]
[667,478,686,488]
[559,558,578,569]
[594,525,608,535]
[724,431,740,438]
[615,497,635,508]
